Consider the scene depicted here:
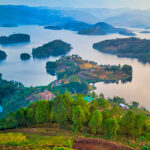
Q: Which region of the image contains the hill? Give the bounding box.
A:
[93,37,150,63]
[0,93,149,149]
[45,21,135,36]
[78,22,135,36]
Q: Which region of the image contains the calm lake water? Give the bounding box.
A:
[0,25,150,109]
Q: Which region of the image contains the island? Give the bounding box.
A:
[0,50,7,60]
[32,40,72,59]
[20,53,31,61]
[140,31,150,34]
[0,33,30,44]
[93,37,150,63]
[44,26,62,30]
[1,24,18,27]
[78,22,135,36]
[46,55,132,93]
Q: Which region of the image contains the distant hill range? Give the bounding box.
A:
[45,21,135,36]
[0,5,150,28]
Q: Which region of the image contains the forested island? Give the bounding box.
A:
[46,55,132,94]
[1,24,18,27]
[93,37,150,63]
[0,50,7,60]
[20,53,31,60]
[0,33,30,44]
[32,40,72,59]
[44,26,62,30]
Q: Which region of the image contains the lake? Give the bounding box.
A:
[0,25,150,109]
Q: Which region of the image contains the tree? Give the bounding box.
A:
[35,101,50,124]
[134,114,148,137]
[96,97,110,109]
[16,108,27,126]
[110,105,122,119]
[53,94,74,128]
[104,118,119,139]
[89,110,103,134]
[132,101,139,108]
[120,111,135,137]
[72,106,86,131]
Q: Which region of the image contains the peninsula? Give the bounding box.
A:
[93,37,150,63]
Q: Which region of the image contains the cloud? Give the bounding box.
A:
[0,0,150,9]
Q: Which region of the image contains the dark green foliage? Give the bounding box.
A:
[32,40,72,58]
[0,112,17,129]
[0,50,7,60]
[0,34,30,44]
[132,101,139,108]
[0,74,23,105]
[46,61,57,75]
[51,81,89,94]
[20,53,31,60]
[122,65,132,75]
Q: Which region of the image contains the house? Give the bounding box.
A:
[119,103,129,109]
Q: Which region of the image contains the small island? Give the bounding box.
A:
[0,33,30,44]
[0,50,7,61]
[140,31,150,34]
[1,24,18,27]
[93,37,150,63]
[46,55,132,93]
[44,26,62,30]
[20,53,31,61]
[32,40,72,59]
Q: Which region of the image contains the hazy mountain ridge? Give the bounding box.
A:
[1,5,150,28]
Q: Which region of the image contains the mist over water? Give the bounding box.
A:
[0,25,150,109]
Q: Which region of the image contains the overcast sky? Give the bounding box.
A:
[0,0,150,9]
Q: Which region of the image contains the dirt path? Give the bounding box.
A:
[73,137,135,150]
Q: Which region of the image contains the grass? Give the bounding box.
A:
[0,128,75,150]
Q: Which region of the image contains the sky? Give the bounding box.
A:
[0,0,150,9]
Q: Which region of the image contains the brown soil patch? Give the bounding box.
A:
[73,137,135,150]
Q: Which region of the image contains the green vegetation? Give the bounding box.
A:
[0,74,23,106]
[20,53,31,60]
[0,130,74,150]
[0,93,149,149]
[32,40,72,59]
[0,50,7,60]
[93,37,150,63]
[0,33,30,44]
[46,55,132,94]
